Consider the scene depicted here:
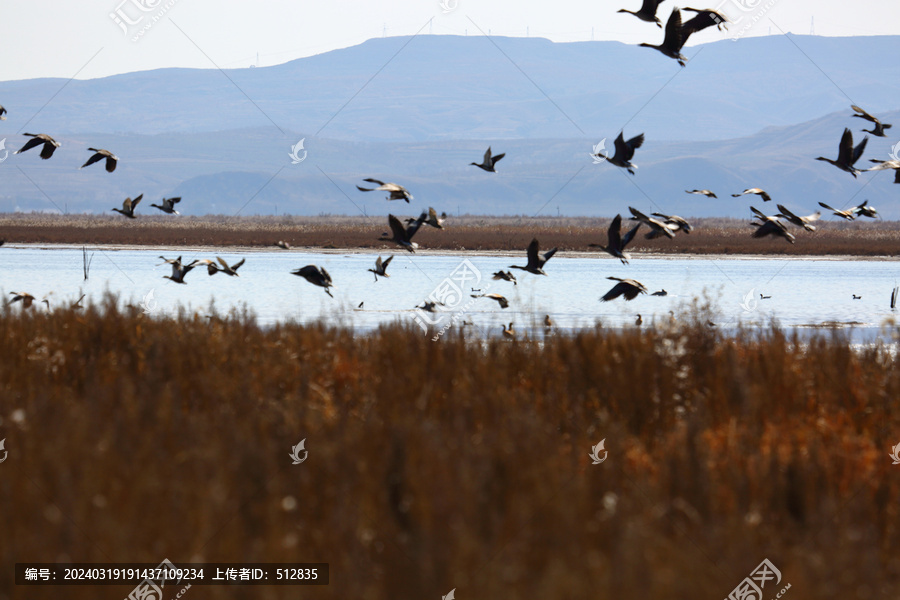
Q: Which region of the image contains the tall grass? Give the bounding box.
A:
[1,298,898,599]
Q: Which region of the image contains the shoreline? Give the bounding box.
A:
[2,214,900,257]
[4,241,900,261]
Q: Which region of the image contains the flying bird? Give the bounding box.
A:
[686,189,717,198]
[601,277,648,302]
[150,197,181,214]
[816,128,868,177]
[651,212,692,234]
[492,270,518,285]
[817,201,857,221]
[368,255,394,281]
[628,206,676,239]
[112,194,143,219]
[775,204,820,231]
[639,8,690,66]
[356,178,413,202]
[380,213,427,252]
[617,0,666,27]
[15,133,60,159]
[588,214,641,264]
[292,265,334,297]
[80,148,118,172]
[852,200,878,219]
[200,257,245,276]
[161,256,198,284]
[866,159,900,184]
[8,292,39,308]
[411,207,447,230]
[597,131,644,174]
[471,293,510,309]
[651,289,668,296]
[851,105,892,137]
[0,105,6,120]
[750,217,795,244]
[732,188,772,202]
[509,238,558,275]
[681,7,729,33]
[470,146,505,172]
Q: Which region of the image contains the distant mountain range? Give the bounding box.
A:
[0,34,897,217]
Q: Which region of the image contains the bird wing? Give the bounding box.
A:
[428,206,438,221]
[491,152,506,165]
[612,132,627,162]
[759,191,771,202]
[374,256,383,270]
[851,105,877,123]
[321,267,332,285]
[526,238,540,267]
[621,221,641,248]
[624,133,645,158]
[482,147,492,164]
[216,256,230,269]
[131,194,143,209]
[542,247,558,262]
[607,214,623,249]
[750,206,768,220]
[38,140,58,159]
[776,204,797,220]
[406,212,427,238]
[105,155,118,172]
[387,214,407,242]
[362,178,385,186]
[600,281,627,302]
[16,137,43,154]
[817,201,837,212]
[80,152,104,169]
[663,8,688,52]
[851,135,868,165]
[628,206,649,221]
[837,128,853,164]
[382,255,394,269]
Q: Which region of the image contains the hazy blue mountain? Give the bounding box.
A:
[2,109,897,218]
[0,34,897,142]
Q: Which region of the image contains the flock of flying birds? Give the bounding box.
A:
[2,7,899,322]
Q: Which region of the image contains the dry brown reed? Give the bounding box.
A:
[1,297,899,599]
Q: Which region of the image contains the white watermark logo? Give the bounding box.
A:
[0,438,7,463]
[716,0,779,41]
[413,259,483,340]
[590,138,608,163]
[740,289,758,313]
[140,289,158,315]
[589,439,608,464]
[439,0,458,14]
[0,138,8,163]
[442,589,456,600]
[109,0,180,42]
[289,439,308,464]
[124,558,190,600]
[890,442,900,465]
[889,141,900,162]
[289,138,307,164]
[725,559,789,600]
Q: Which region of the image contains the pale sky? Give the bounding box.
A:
[1,0,898,81]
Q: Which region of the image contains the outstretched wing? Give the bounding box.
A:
[80,152,104,169]
[851,135,868,165]
[607,214,623,249]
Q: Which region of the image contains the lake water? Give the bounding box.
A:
[2,245,899,341]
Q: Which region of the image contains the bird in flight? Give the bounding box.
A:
[596,131,644,174]
[601,277,648,302]
[732,188,772,202]
[617,0,667,27]
[589,214,641,264]
[851,105,892,137]
[80,148,118,172]
[150,197,182,214]
[112,194,143,219]
[509,238,558,275]
[686,189,717,198]
[292,265,334,297]
[15,133,60,159]
[368,255,394,281]
[816,128,868,178]
[470,146,505,172]
[357,179,414,202]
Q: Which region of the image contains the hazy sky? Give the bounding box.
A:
[1,0,898,81]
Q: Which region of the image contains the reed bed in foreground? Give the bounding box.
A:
[1,299,899,600]
[2,213,900,255]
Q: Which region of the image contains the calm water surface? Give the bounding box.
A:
[2,245,898,341]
